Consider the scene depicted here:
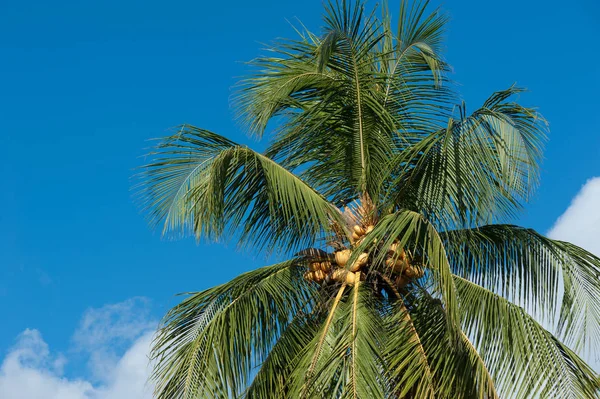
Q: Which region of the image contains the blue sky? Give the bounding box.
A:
[1,0,599,396]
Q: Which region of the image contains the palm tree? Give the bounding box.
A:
[137,1,600,398]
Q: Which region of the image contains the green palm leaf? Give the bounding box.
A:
[385,86,546,229]
[454,275,600,398]
[151,261,315,398]
[443,224,600,357]
[137,125,342,253]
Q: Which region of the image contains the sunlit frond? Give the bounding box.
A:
[281,281,387,398]
[454,275,600,398]
[137,125,341,253]
[385,86,546,229]
[151,261,315,399]
[443,224,600,358]
[236,0,451,206]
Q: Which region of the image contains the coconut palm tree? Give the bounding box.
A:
[137,1,600,398]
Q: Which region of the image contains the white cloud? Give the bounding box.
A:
[0,299,156,399]
[547,176,600,255]
[72,297,155,382]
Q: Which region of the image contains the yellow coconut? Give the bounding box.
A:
[365,225,374,234]
[385,257,395,269]
[397,248,406,260]
[353,225,365,235]
[345,271,356,285]
[304,271,315,281]
[309,262,320,272]
[320,261,332,272]
[385,257,408,274]
[352,232,361,241]
[357,252,369,266]
[332,268,347,282]
[390,242,399,253]
[335,249,352,267]
[314,270,326,282]
[349,253,369,272]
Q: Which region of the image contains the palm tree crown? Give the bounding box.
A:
[137,1,600,398]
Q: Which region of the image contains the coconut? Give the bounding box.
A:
[390,242,399,253]
[314,270,326,282]
[335,249,352,267]
[385,256,409,274]
[309,262,320,272]
[320,261,332,272]
[357,252,369,266]
[397,248,406,260]
[365,225,374,234]
[332,269,347,282]
[349,262,360,273]
[304,271,315,281]
[404,265,417,278]
[351,232,361,241]
[349,253,369,272]
[353,225,365,235]
[345,271,356,285]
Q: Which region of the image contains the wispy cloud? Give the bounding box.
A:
[547,177,600,254]
[0,298,156,399]
[72,297,156,383]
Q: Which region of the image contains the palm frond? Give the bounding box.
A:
[443,224,600,359]
[337,277,387,398]
[294,283,348,398]
[136,125,341,253]
[383,301,437,398]
[385,86,547,229]
[245,310,320,398]
[282,280,387,399]
[454,274,600,399]
[151,260,315,399]
[383,287,498,399]
[236,0,452,205]
[408,289,499,399]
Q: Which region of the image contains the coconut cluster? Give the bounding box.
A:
[384,242,424,288]
[303,248,368,286]
[303,223,424,290]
